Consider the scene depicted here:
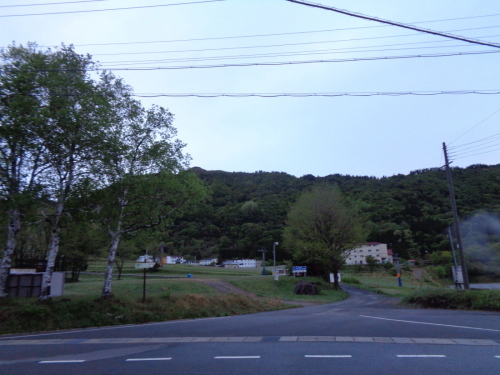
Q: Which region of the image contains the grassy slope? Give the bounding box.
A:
[340,267,446,297]
[230,276,348,303]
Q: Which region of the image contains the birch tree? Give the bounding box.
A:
[35,46,114,300]
[0,44,48,297]
[90,79,206,297]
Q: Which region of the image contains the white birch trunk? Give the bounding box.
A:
[39,200,64,300]
[101,228,121,298]
[0,208,21,298]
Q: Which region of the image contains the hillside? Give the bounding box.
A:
[162,164,500,262]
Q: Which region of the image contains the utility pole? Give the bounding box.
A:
[258,248,267,276]
[443,142,470,290]
[273,242,279,291]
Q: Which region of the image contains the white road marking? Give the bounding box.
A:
[495,356,500,358]
[126,358,172,361]
[39,360,85,363]
[397,355,446,358]
[305,355,352,358]
[215,356,260,359]
[360,315,500,332]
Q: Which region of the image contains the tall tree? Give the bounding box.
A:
[283,185,366,289]
[0,44,49,297]
[89,79,207,297]
[33,45,115,300]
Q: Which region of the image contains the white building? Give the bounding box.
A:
[344,243,393,265]
[221,259,258,268]
[200,258,218,266]
[163,255,185,264]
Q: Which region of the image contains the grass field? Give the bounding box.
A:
[341,267,446,297]
[65,274,220,300]
[230,276,348,303]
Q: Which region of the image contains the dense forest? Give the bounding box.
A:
[161,164,500,264]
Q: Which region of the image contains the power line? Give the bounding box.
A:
[0,0,224,17]
[286,0,500,49]
[35,12,500,48]
[94,49,500,70]
[448,107,500,145]
[0,0,107,7]
[449,142,500,157]
[450,132,500,150]
[451,147,500,161]
[99,38,500,66]
[131,90,500,98]
[91,26,500,57]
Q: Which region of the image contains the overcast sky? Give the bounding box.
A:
[2,0,500,177]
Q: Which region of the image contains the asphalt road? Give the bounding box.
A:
[1,285,499,374]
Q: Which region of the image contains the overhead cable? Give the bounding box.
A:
[451,147,500,161]
[0,0,224,17]
[448,107,500,145]
[450,132,500,150]
[286,0,500,49]
[131,90,500,98]
[94,50,500,70]
[36,12,500,48]
[0,0,107,7]
[92,26,500,57]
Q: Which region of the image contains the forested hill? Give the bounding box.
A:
[165,165,500,261]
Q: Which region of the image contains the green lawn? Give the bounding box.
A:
[341,267,446,297]
[87,259,263,280]
[65,274,219,300]
[230,276,348,303]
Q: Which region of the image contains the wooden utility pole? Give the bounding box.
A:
[442,142,470,290]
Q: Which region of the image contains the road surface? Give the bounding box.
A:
[0,285,498,374]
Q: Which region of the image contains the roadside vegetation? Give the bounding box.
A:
[401,289,500,312]
[230,276,348,303]
[0,293,286,335]
[340,264,446,297]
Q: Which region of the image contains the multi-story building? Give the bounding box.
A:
[344,243,393,265]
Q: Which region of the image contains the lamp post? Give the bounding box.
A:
[394,253,402,287]
[273,242,279,290]
[258,248,267,275]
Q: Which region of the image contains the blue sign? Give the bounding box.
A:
[292,266,307,272]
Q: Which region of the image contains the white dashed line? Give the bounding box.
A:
[305,355,352,358]
[360,315,500,332]
[397,355,446,358]
[126,358,172,361]
[39,360,85,363]
[214,356,260,359]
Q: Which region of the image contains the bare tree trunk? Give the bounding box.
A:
[0,208,21,298]
[101,228,121,298]
[39,201,63,300]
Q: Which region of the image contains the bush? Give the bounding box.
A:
[402,289,500,311]
[341,276,361,284]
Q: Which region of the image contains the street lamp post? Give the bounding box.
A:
[258,248,267,276]
[273,242,279,290]
[394,253,402,287]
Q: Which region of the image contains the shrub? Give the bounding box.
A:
[342,276,361,284]
[402,289,500,311]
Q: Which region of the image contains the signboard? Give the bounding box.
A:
[292,266,307,277]
[135,262,155,269]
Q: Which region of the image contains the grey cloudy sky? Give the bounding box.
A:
[2,0,500,177]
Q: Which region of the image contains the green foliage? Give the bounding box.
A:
[0,294,287,334]
[402,289,500,311]
[341,276,361,284]
[283,185,366,287]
